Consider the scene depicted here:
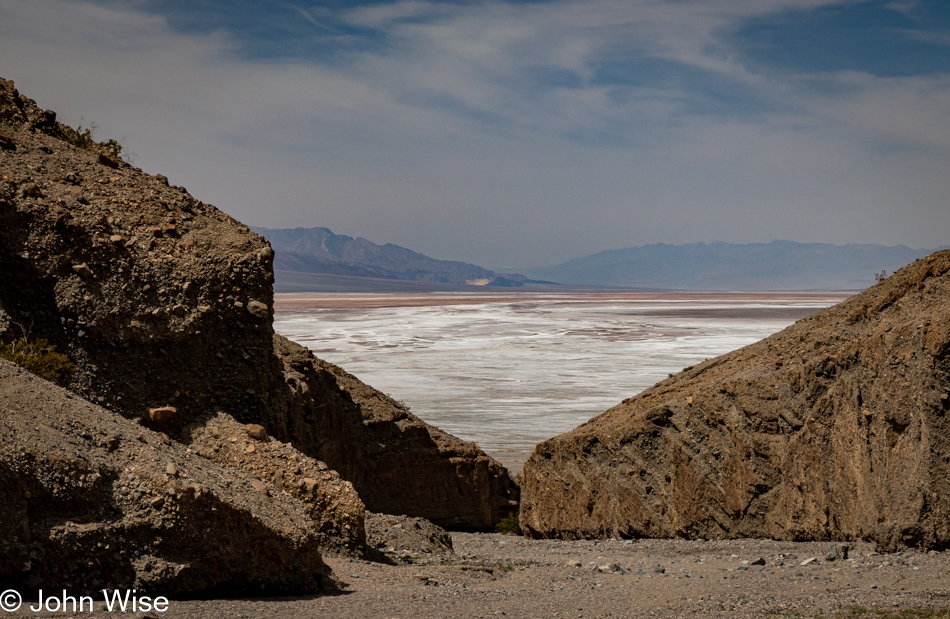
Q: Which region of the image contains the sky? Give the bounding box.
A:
[1,0,948,269]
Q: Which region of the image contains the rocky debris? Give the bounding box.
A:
[174,535,950,619]
[0,359,328,595]
[266,335,520,530]
[184,412,367,556]
[365,512,454,560]
[521,250,950,551]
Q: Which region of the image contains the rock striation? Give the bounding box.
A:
[521,251,950,551]
[0,359,328,595]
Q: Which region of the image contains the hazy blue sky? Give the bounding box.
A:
[1,0,948,268]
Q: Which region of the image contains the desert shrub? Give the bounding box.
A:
[100,138,123,159]
[57,124,96,150]
[56,122,123,159]
[0,337,76,386]
[496,511,522,535]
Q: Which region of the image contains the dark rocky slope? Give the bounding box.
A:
[0,73,514,551]
[521,251,950,550]
[270,336,519,529]
[0,359,329,595]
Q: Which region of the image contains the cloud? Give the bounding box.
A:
[0,0,948,267]
[883,0,921,17]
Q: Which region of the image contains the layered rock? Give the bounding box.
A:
[0,360,328,595]
[521,251,950,550]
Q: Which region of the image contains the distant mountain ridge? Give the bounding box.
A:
[511,241,948,290]
[253,226,533,287]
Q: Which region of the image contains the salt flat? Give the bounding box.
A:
[274,292,849,472]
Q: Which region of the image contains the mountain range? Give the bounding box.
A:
[254,227,944,292]
[253,226,534,288]
[506,241,946,290]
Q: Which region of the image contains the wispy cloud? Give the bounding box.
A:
[0,0,947,267]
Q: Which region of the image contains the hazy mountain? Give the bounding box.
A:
[253,226,531,287]
[511,241,947,290]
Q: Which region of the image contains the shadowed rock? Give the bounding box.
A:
[0,360,328,595]
[265,335,519,530]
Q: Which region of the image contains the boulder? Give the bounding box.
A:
[365,512,454,558]
[184,412,367,555]
[0,360,328,595]
[521,250,950,551]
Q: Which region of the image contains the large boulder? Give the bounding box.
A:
[182,411,367,555]
[521,251,950,551]
[0,360,328,595]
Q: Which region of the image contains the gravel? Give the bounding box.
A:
[14,533,948,618]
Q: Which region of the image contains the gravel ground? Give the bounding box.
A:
[11,534,950,618]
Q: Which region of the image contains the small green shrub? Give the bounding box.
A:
[496,511,521,535]
[56,121,123,159]
[0,337,76,386]
[100,138,123,159]
[58,124,96,150]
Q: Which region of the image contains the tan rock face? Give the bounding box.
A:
[0,360,328,595]
[521,251,950,551]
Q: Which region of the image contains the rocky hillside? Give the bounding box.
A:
[0,75,515,593]
[521,251,950,551]
[255,226,531,287]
